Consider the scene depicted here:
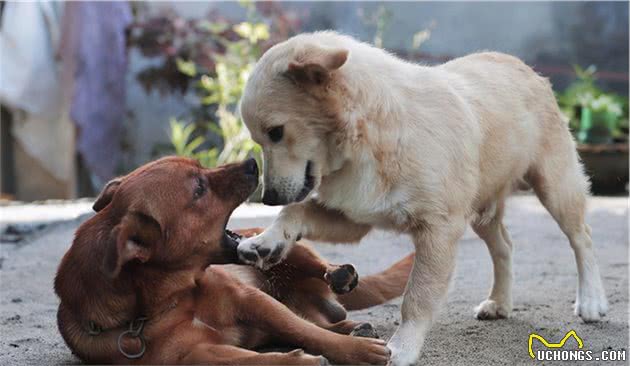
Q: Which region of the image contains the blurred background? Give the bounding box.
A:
[1,1,628,203]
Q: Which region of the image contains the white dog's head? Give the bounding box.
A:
[240,34,350,205]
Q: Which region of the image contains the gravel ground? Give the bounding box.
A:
[0,195,627,365]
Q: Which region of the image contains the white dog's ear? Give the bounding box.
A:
[286,46,348,86]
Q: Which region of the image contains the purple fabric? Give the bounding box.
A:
[61,2,132,181]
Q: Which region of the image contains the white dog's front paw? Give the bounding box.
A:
[387,323,423,366]
[474,299,511,320]
[236,231,291,270]
[387,343,419,366]
[575,287,608,322]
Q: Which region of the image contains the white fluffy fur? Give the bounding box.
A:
[237,32,608,366]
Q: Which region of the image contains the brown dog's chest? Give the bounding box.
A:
[139,301,243,362]
[137,265,269,361]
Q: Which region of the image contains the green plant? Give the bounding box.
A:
[129,1,300,174]
[168,18,264,168]
[171,16,266,167]
[169,119,218,167]
[557,65,628,143]
[358,5,392,48]
[164,1,295,174]
[358,5,433,50]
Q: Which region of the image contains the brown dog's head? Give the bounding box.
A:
[54,157,258,362]
[91,156,259,278]
[240,32,351,206]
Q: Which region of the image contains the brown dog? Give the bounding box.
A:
[54,157,412,364]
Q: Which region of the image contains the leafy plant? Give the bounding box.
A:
[127,1,300,96]
[129,2,302,179]
[358,5,392,49]
[169,119,218,167]
[556,65,628,143]
[167,15,266,169]
[358,5,434,50]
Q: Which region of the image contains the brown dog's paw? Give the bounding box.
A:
[325,264,359,294]
[350,322,379,339]
[331,337,390,365]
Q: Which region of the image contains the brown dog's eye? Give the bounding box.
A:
[193,177,206,199]
[267,126,283,143]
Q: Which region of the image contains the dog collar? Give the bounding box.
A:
[85,316,147,359]
[84,300,178,360]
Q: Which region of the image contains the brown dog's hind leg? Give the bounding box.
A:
[272,243,360,294]
[235,228,361,294]
[181,344,327,365]
[236,288,389,365]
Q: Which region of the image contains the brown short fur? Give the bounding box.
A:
[54,157,411,364]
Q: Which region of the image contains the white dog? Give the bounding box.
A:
[237,31,608,365]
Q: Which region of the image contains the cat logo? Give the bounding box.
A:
[528,330,584,359]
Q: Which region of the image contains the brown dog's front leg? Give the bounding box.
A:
[274,242,360,295]
[235,229,360,294]
[181,344,326,365]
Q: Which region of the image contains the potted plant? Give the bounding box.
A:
[557,65,629,194]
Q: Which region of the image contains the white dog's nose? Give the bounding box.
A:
[262,188,282,206]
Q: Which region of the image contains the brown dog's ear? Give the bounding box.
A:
[93,178,123,212]
[102,212,161,278]
[286,46,349,86]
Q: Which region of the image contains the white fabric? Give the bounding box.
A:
[0,2,73,181]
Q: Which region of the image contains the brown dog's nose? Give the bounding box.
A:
[244,158,258,177]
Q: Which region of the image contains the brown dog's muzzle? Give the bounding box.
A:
[208,158,259,205]
[205,158,259,264]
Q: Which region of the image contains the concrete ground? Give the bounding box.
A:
[0,195,628,365]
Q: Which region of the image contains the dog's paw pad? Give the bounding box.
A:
[350,322,379,338]
[325,264,359,294]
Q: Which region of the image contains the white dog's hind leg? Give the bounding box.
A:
[536,192,607,322]
[472,200,513,320]
[568,225,608,322]
[528,139,608,322]
[388,217,465,366]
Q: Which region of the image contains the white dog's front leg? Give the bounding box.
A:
[237,204,304,270]
[237,200,372,270]
[388,218,465,366]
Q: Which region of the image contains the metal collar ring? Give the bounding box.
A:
[117,329,146,359]
[117,317,148,359]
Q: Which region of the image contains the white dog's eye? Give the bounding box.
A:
[268,126,284,143]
